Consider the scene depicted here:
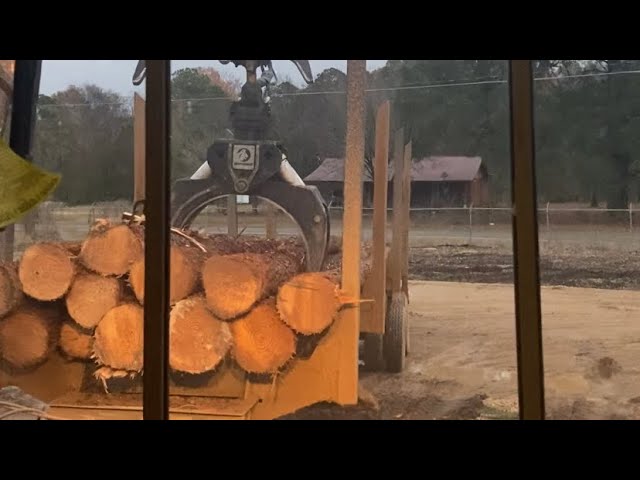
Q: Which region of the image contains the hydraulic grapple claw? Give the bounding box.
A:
[170,179,330,272]
[163,58,330,270]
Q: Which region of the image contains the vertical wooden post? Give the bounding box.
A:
[265,204,277,239]
[546,201,550,237]
[142,60,171,420]
[468,203,473,244]
[133,93,146,204]
[338,60,366,404]
[389,128,404,294]
[227,195,238,236]
[509,60,545,420]
[368,100,390,333]
[401,141,411,298]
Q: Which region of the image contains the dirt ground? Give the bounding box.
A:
[409,243,640,290]
[287,243,640,420]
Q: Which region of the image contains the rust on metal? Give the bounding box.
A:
[508,60,545,420]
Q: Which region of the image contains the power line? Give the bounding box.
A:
[274,68,640,96]
[38,100,133,108]
[35,67,640,108]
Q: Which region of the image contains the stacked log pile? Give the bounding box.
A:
[0,222,367,387]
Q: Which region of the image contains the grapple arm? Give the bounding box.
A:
[132,60,315,85]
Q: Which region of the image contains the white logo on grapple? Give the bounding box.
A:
[232,145,256,170]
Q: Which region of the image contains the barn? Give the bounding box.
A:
[406,156,489,208]
[304,155,489,208]
[303,157,387,208]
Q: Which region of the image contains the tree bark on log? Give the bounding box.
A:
[231,298,296,374]
[0,263,23,318]
[93,303,144,372]
[0,304,60,370]
[169,296,232,374]
[202,251,303,320]
[18,243,76,301]
[65,272,122,329]
[321,241,375,283]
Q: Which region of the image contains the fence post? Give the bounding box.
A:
[468,203,473,244]
[227,195,238,236]
[546,201,550,238]
[630,202,633,234]
[265,204,277,239]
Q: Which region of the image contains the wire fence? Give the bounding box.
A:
[332,204,640,249]
[7,201,640,258]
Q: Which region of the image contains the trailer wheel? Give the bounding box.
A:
[405,305,410,357]
[384,292,407,373]
[362,333,385,371]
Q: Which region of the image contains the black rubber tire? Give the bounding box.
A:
[405,303,410,357]
[384,292,407,373]
[361,333,385,372]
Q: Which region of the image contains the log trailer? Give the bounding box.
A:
[0,60,410,420]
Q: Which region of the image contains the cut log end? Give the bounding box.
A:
[18,243,75,301]
[202,255,264,320]
[0,263,23,318]
[93,303,144,372]
[59,322,94,361]
[66,273,122,329]
[0,305,59,370]
[79,223,143,276]
[128,259,144,302]
[276,272,341,335]
[169,296,232,375]
[129,245,200,305]
[231,299,296,374]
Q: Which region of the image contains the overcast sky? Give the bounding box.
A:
[39,60,388,96]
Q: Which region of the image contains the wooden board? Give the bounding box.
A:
[389,128,405,293]
[366,100,390,334]
[336,60,365,404]
[48,393,258,420]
